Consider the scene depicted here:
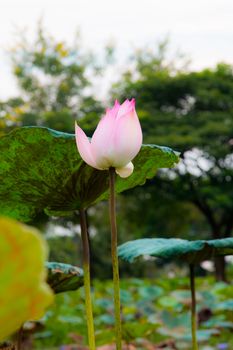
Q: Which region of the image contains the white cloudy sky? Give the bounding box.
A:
[0,0,232,99]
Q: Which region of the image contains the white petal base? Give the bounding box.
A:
[116,162,134,178]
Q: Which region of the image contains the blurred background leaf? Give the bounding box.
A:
[0,217,53,342]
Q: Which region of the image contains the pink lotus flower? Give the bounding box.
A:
[75,99,142,178]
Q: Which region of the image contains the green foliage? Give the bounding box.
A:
[113,62,233,219]
[0,126,179,222]
[112,53,233,279]
[46,262,83,294]
[34,277,233,349]
[118,238,233,264]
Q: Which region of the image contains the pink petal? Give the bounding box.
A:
[117,99,135,119]
[75,122,99,169]
[91,101,120,168]
[116,162,134,178]
[111,107,143,167]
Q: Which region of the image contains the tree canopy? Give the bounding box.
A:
[0,26,103,134]
[112,51,233,280]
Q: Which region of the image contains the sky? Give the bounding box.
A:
[0,0,232,99]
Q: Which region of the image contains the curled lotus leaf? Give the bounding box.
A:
[46,262,84,293]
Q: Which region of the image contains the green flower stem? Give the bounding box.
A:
[79,209,96,350]
[189,264,198,350]
[109,167,122,350]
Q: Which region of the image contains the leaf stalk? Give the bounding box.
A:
[109,167,122,350]
[79,209,96,350]
[189,264,199,350]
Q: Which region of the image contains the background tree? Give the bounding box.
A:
[0,25,104,134]
[112,44,233,280]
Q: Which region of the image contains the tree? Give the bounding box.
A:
[1,25,104,134]
[112,48,233,280]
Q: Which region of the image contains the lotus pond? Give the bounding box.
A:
[34,276,233,350]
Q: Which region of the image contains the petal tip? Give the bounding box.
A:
[75,121,81,133]
[114,99,120,107]
[130,98,136,107]
[116,162,134,178]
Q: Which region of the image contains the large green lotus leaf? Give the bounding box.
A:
[46,262,84,294]
[0,217,54,341]
[118,238,233,264]
[0,127,179,222]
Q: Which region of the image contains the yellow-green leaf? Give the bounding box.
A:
[0,217,54,341]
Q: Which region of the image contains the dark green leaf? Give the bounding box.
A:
[46,262,83,293]
[118,238,233,264]
[122,322,158,341]
[0,127,179,221]
[138,285,164,300]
